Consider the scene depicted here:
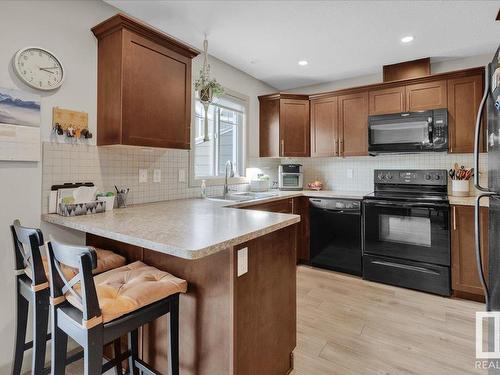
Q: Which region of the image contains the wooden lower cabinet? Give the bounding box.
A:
[451,205,489,301]
[243,197,309,263]
[243,197,294,214]
[234,228,296,375]
[87,225,297,375]
[294,197,310,263]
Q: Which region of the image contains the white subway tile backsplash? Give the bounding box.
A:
[282,152,487,193]
[41,142,487,214]
[42,143,251,214]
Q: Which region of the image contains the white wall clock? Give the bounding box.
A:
[13,47,64,91]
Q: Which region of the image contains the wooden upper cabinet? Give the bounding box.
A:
[368,86,406,115]
[280,99,310,157]
[310,96,338,157]
[92,14,198,148]
[258,94,310,157]
[259,97,280,157]
[447,74,484,153]
[338,91,369,157]
[451,205,488,299]
[406,80,447,111]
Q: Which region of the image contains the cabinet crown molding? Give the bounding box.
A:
[308,66,485,100]
[91,13,199,59]
[258,93,309,101]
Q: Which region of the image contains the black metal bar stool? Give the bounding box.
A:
[46,238,186,375]
[10,220,127,375]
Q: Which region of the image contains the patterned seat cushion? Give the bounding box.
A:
[25,248,126,280]
[66,261,187,323]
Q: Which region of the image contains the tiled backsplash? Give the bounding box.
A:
[42,143,272,213]
[282,152,488,193]
[42,142,487,214]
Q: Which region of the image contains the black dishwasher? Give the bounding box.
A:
[309,198,362,276]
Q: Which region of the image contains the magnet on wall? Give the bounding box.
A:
[52,107,90,142]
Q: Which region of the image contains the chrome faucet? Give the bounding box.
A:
[224,160,234,197]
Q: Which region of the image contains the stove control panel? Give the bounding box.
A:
[374,169,447,185]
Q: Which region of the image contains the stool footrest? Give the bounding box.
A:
[40,348,85,375]
[134,358,161,375]
[23,332,52,351]
[102,349,131,373]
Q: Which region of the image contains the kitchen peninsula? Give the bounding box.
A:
[43,198,300,375]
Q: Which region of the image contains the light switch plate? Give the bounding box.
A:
[347,169,353,179]
[139,169,148,183]
[237,247,248,277]
[153,169,161,183]
[178,168,186,183]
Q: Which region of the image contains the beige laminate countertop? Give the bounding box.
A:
[41,189,368,260]
[229,189,369,208]
[43,198,301,260]
[43,188,484,261]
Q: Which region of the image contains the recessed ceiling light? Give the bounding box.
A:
[298,60,308,66]
[401,35,414,43]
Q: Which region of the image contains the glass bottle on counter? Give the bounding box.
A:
[201,179,207,198]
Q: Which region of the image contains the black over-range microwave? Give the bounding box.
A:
[368,108,448,155]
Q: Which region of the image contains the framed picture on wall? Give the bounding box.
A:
[0,87,41,161]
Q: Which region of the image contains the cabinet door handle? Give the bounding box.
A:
[452,206,457,230]
[340,140,344,157]
[281,139,284,156]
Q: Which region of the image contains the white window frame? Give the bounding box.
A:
[189,87,249,187]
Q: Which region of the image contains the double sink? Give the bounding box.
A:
[208,191,279,202]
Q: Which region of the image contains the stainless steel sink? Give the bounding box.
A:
[207,191,278,202]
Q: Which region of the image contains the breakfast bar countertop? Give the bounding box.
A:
[42,198,300,260]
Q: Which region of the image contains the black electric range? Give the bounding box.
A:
[362,169,451,296]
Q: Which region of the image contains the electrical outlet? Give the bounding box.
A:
[178,168,186,183]
[139,169,148,183]
[347,169,353,179]
[237,247,248,277]
[153,169,161,183]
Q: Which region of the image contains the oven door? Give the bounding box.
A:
[363,200,450,266]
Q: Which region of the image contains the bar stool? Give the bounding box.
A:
[46,238,186,375]
[10,220,127,375]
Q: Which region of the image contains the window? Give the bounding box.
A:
[192,91,246,180]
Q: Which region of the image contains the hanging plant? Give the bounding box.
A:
[194,38,224,142]
[194,72,224,104]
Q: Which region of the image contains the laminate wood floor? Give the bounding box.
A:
[291,266,486,375]
[60,265,487,375]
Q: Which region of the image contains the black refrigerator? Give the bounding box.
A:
[474,45,500,312]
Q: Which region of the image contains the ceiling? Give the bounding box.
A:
[107,1,500,90]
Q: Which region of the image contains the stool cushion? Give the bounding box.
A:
[25,248,126,280]
[66,261,187,323]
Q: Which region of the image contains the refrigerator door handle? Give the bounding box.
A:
[474,66,490,192]
[475,193,496,311]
